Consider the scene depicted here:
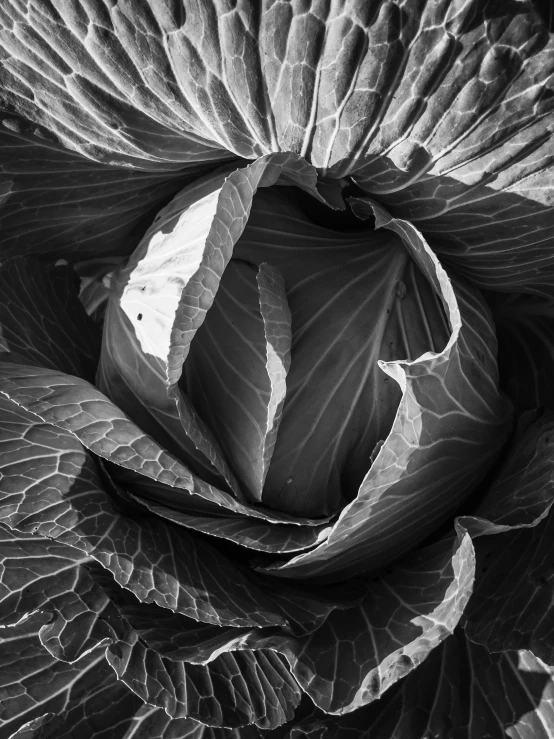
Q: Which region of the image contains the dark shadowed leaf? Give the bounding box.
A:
[461,409,554,536]
[0,119,227,261]
[465,511,554,665]
[487,292,554,413]
[129,496,330,554]
[0,259,100,382]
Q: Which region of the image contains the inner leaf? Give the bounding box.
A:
[183,260,292,503]
[196,188,451,517]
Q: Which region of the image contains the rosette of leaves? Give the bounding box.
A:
[1,2,554,738]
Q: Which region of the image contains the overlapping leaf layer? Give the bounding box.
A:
[1,2,554,738]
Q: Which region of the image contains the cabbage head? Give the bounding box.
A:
[1,2,554,738]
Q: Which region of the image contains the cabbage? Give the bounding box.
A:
[1,2,554,738]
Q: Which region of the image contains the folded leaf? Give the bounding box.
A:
[184,260,291,502]
[98,287,244,498]
[131,496,330,555]
[259,199,512,578]
[0,610,199,739]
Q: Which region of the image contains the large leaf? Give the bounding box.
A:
[0,258,100,383]
[256,197,511,579]
[0,396,288,629]
[0,524,312,734]
[291,633,554,739]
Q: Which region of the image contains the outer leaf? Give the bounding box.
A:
[0,525,307,735]
[106,636,301,729]
[0,626,191,739]
[3,2,553,292]
[0,396,287,629]
[0,258,100,383]
[346,5,554,297]
[248,529,475,714]
[292,634,554,739]
[0,5,230,167]
[184,260,291,502]
[0,612,108,738]
[0,526,113,663]
[260,198,511,579]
